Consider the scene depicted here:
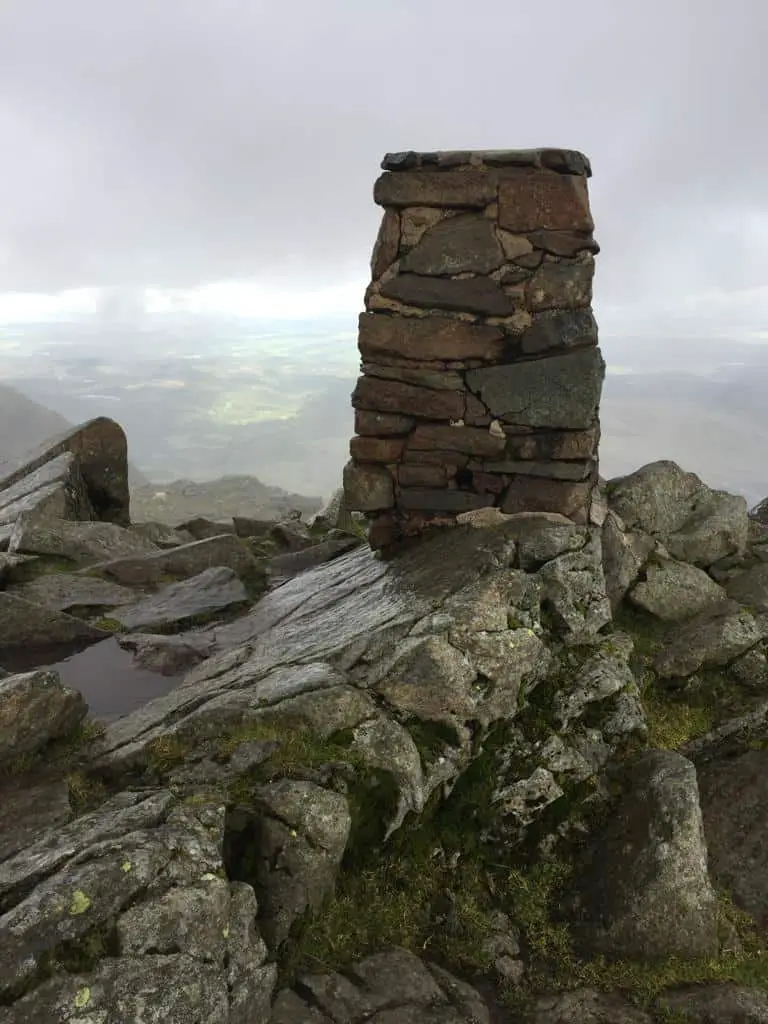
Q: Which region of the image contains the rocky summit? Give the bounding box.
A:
[0,413,767,1022]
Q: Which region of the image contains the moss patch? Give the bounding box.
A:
[7,554,80,584]
[67,769,108,814]
[91,616,127,633]
[611,602,758,751]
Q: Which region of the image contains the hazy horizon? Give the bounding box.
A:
[1,0,767,339]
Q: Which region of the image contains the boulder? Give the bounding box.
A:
[607,460,705,536]
[726,562,768,612]
[86,533,259,586]
[499,511,586,570]
[655,984,768,1023]
[607,462,748,567]
[128,521,195,548]
[0,794,275,1021]
[267,536,361,585]
[307,487,357,533]
[176,516,236,540]
[272,947,489,1024]
[113,566,250,633]
[628,557,727,621]
[0,592,110,647]
[0,416,130,526]
[0,776,73,862]
[117,632,215,676]
[750,495,768,524]
[535,989,653,1024]
[9,573,137,613]
[0,669,87,767]
[664,489,749,567]
[697,747,768,927]
[233,779,351,948]
[536,529,611,642]
[9,515,160,565]
[601,510,655,610]
[0,452,92,549]
[570,749,719,960]
[653,600,764,679]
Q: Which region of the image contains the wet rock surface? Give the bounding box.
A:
[2,423,768,1023]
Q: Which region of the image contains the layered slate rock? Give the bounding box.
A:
[344,148,604,548]
[0,792,276,1022]
[0,416,131,531]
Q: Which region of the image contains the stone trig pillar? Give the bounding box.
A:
[343,148,604,549]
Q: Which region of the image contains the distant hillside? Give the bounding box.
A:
[0,382,150,488]
[0,382,74,457]
[129,475,323,525]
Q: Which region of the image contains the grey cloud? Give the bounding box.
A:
[0,0,765,304]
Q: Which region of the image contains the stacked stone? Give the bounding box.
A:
[343,148,605,549]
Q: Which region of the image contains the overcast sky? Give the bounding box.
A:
[0,0,766,332]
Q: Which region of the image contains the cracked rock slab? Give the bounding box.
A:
[113,565,250,633]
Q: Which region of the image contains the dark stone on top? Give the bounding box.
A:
[380,149,592,176]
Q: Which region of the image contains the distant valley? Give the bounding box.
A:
[1,315,767,509]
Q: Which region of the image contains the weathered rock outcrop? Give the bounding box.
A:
[3,466,768,1022]
[0,417,131,535]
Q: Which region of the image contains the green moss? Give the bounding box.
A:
[221,721,370,799]
[91,616,127,633]
[144,733,194,775]
[8,554,79,583]
[641,681,715,749]
[611,604,669,667]
[67,769,108,814]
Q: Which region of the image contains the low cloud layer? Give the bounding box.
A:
[1,0,765,323]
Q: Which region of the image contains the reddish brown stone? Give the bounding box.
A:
[501,475,593,516]
[354,410,415,436]
[502,427,599,461]
[527,229,599,257]
[398,488,491,512]
[408,424,506,457]
[362,362,463,392]
[471,472,506,495]
[371,210,401,279]
[374,171,496,210]
[464,392,491,426]
[380,274,516,317]
[498,169,593,233]
[349,436,405,462]
[352,375,464,420]
[404,449,468,470]
[367,512,401,549]
[358,313,505,363]
[398,464,448,488]
[343,461,395,512]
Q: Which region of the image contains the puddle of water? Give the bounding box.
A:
[0,638,184,722]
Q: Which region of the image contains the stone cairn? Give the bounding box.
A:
[343,148,604,549]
